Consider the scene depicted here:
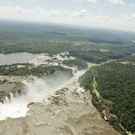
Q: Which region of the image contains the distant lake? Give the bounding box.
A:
[0,53,36,65]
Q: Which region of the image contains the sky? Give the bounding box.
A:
[0,0,135,32]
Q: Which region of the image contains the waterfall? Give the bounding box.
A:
[3,96,10,104]
[1,91,20,104]
[9,92,14,101]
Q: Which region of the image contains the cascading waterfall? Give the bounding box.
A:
[0,70,73,120]
[1,91,22,104]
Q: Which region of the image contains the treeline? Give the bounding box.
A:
[0,64,71,77]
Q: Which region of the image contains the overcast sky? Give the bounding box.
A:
[0,0,135,32]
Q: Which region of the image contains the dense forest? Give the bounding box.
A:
[80,62,135,134]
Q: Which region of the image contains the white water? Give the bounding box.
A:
[0,70,72,120]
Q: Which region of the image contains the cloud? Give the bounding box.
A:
[71,9,88,17]
[84,0,126,5]
[87,0,97,3]
[126,13,135,22]
[95,15,112,22]
[46,9,88,19]
[0,6,48,22]
[0,0,134,32]
[107,0,126,5]
[130,14,135,19]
